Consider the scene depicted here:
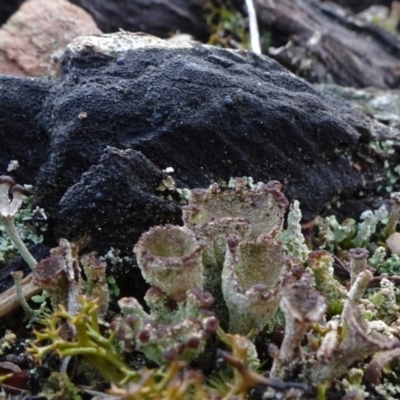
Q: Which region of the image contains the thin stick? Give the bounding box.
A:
[0,273,41,318]
[245,0,261,54]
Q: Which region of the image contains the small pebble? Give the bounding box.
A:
[386,232,400,254]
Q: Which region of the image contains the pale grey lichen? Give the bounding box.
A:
[33,239,110,317]
[351,210,381,248]
[122,177,400,375]
[369,246,387,269]
[80,252,109,318]
[368,274,400,323]
[116,178,292,364]
[308,250,347,303]
[0,205,47,266]
[181,178,290,335]
[9,174,400,396]
[270,273,326,379]
[349,248,369,287]
[114,287,218,365]
[6,160,19,172]
[315,204,388,252]
[314,215,355,251]
[0,176,37,269]
[134,224,205,297]
[221,233,289,334]
[383,161,400,193]
[341,368,367,397]
[312,270,400,385]
[279,200,309,263]
[270,268,400,387]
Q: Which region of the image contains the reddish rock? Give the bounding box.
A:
[0,0,101,77]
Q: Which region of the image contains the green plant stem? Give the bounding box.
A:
[155,362,180,392]
[57,346,129,383]
[0,216,37,269]
[317,382,327,400]
[11,271,36,319]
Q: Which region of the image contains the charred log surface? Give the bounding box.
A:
[0,76,51,181]
[57,147,183,255]
[70,0,208,40]
[0,33,397,255]
[34,33,394,251]
[256,0,400,88]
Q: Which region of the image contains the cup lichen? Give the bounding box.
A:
[6,176,400,399]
